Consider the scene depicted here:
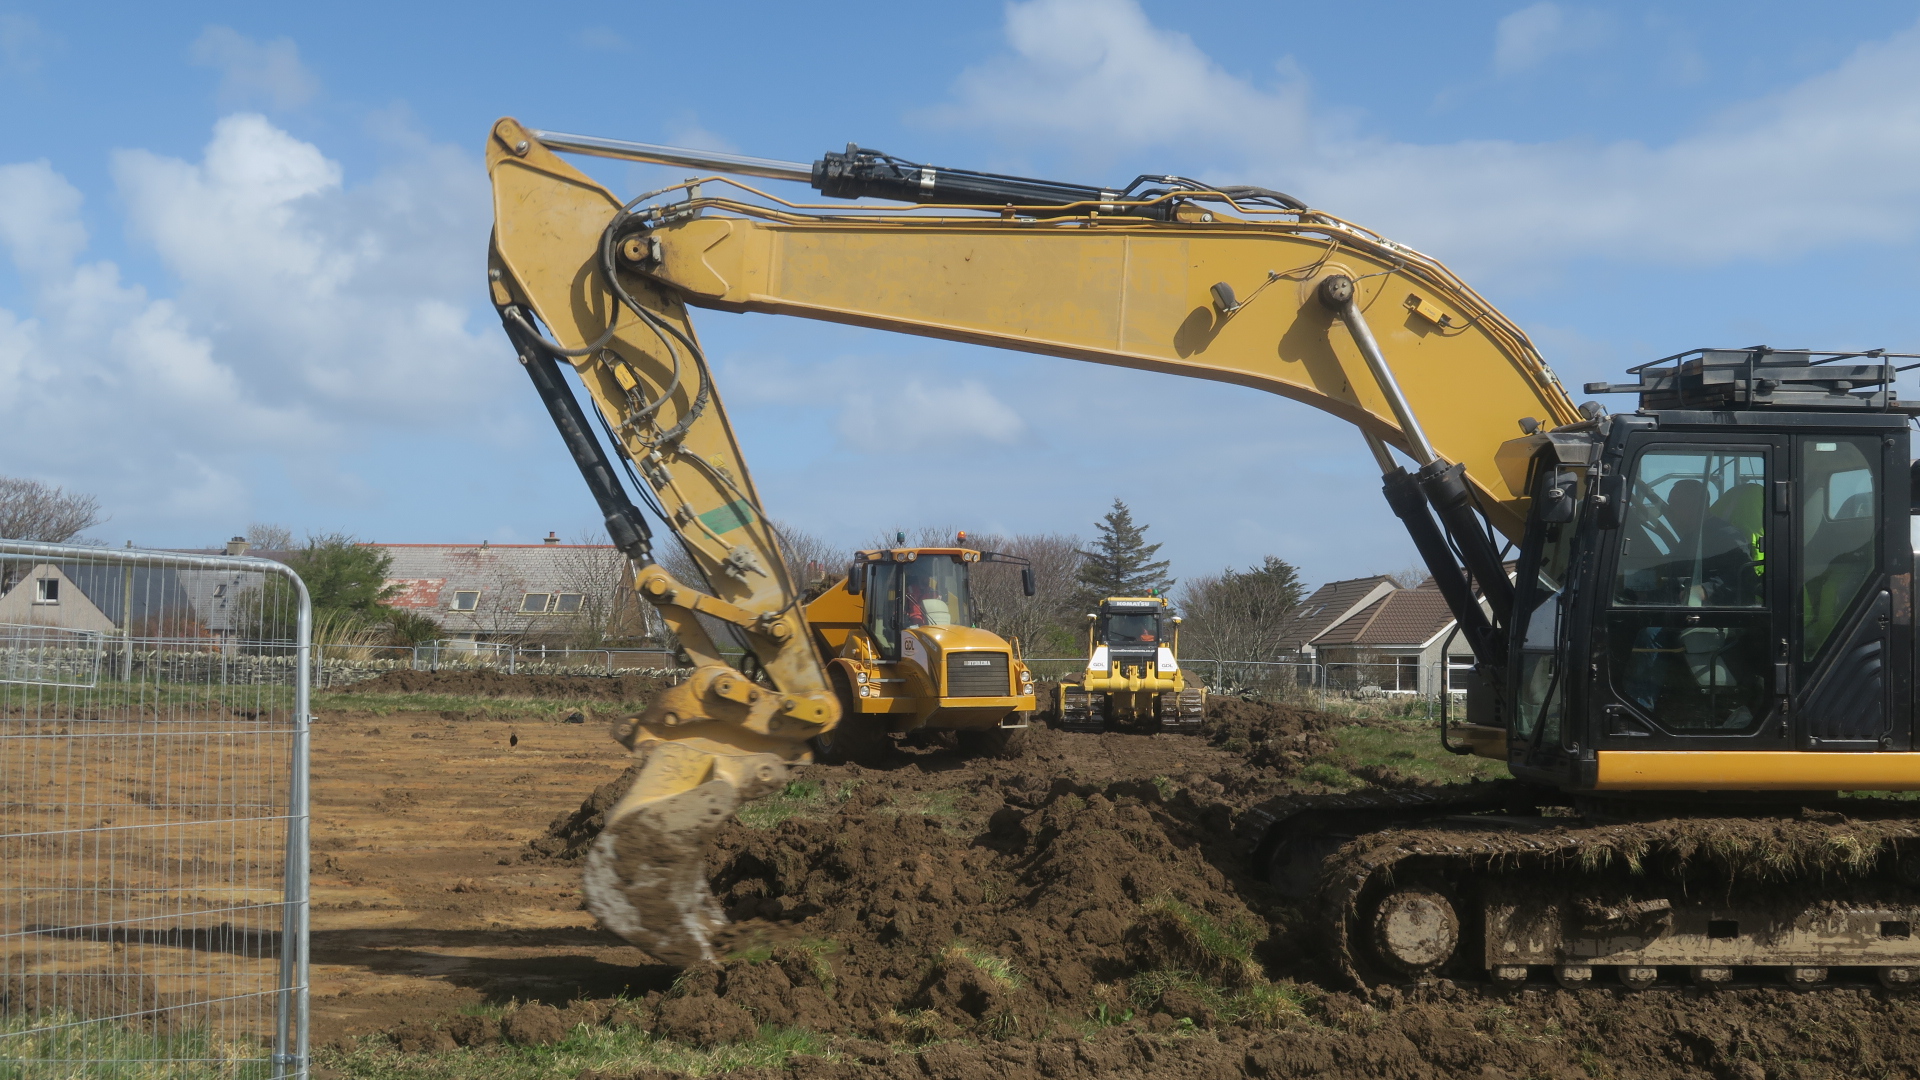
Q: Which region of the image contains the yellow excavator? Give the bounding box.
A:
[488,119,1920,990]
[803,541,1037,761]
[1057,595,1205,732]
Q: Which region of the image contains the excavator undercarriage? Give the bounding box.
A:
[1246,787,1920,990]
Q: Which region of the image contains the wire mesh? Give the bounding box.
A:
[0,541,309,1079]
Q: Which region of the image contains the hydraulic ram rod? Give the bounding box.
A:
[529,130,814,184]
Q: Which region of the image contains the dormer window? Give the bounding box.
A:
[34,579,58,605]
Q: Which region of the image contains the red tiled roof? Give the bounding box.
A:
[1274,575,1396,651]
[1310,588,1455,648]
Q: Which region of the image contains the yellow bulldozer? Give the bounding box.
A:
[1056,595,1206,732]
[803,541,1038,760]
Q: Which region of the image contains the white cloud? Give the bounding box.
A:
[1493,3,1611,76]
[0,161,87,277]
[0,113,507,538]
[921,0,1314,164]
[191,26,318,109]
[936,0,1920,276]
[838,378,1026,451]
[0,13,59,79]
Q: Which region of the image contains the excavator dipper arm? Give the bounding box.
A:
[487,122,838,965]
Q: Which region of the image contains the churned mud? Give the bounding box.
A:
[296,676,1920,1078]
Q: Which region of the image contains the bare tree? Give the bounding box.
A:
[954,530,1085,656]
[1179,555,1307,663]
[245,522,295,552]
[0,476,104,543]
[557,531,651,647]
[1382,563,1430,590]
[772,520,851,597]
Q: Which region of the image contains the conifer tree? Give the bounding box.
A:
[1075,499,1174,604]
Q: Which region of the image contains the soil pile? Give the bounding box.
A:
[361,695,1920,1078]
[324,668,674,701]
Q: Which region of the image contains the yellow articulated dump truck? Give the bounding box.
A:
[803,544,1038,760]
[1057,595,1206,733]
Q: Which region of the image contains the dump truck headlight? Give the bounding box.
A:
[856,671,869,685]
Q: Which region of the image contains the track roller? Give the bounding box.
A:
[1552,964,1592,989]
[1691,966,1735,987]
[1786,967,1828,990]
[1620,966,1659,991]
[1879,968,1918,989]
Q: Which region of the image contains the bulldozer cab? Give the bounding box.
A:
[1097,599,1168,652]
[1483,350,1916,791]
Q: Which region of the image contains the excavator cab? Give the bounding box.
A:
[1452,350,1916,792]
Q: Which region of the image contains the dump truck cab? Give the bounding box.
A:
[803,546,1037,757]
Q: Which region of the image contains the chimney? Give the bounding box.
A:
[544,532,560,545]
[225,536,249,556]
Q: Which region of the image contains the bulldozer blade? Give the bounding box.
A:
[581,777,738,965]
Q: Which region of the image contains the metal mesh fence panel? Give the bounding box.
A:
[0,541,309,1078]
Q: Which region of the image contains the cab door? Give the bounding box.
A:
[1790,433,1897,749]
[1595,436,1788,746]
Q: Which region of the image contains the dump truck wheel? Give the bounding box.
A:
[814,672,892,764]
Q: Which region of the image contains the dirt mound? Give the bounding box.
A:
[322,668,673,701]
[1200,696,1340,775]
[362,710,1920,1078]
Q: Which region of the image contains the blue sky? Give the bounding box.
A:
[4,1,1920,590]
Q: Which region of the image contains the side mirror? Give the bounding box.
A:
[1022,567,1036,597]
[846,565,863,595]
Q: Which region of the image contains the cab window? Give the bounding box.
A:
[1103,613,1161,646]
[1612,449,1766,608]
[1799,437,1878,660]
[1606,447,1770,734]
[902,557,972,628]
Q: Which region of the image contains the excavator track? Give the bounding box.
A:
[1246,789,1920,991]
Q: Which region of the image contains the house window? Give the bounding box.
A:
[450,590,481,612]
[553,593,584,614]
[1447,662,1474,693]
[213,583,228,598]
[521,593,551,613]
[1393,655,1419,692]
[34,579,58,605]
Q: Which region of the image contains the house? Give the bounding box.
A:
[370,537,655,646]
[1273,575,1398,662]
[1307,581,1474,695]
[0,563,117,634]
